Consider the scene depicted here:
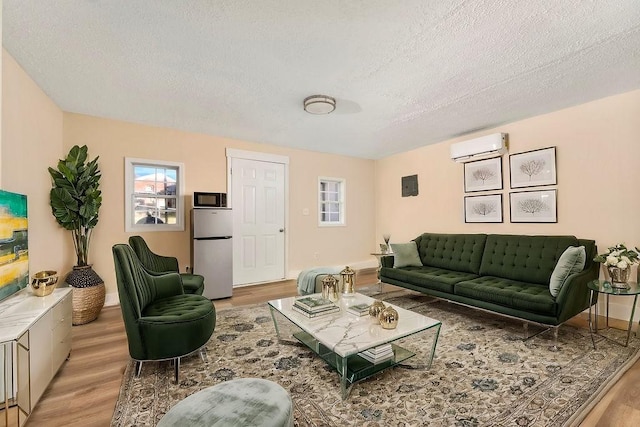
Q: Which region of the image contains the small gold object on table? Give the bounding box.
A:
[321,274,340,302]
[369,300,386,317]
[378,305,399,329]
[340,266,356,297]
[30,270,59,297]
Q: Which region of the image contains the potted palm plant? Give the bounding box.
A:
[49,145,105,324]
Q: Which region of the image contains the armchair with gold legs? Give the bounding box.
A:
[112,244,215,383]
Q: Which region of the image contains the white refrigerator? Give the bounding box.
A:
[191,208,233,299]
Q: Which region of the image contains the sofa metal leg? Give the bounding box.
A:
[549,326,560,352]
[174,357,180,384]
[522,322,529,340]
[135,361,143,377]
[199,347,208,362]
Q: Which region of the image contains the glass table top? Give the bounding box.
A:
[588,279,640,295]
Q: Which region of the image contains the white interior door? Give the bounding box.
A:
[231,157,286,285]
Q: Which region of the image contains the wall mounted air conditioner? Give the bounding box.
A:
[449,133,507,163]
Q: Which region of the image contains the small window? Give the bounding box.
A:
[125,158,185,232]
[318,177,345,226]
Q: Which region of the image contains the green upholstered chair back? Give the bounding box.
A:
[129,235,179,273]
[578,239,597,270]
[113,244,161,359]
[414,233,487,274]
[479,235,581,285]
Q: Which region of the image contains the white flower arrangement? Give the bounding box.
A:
[594,244,639,269]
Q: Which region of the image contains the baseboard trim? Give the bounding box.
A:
[105,292,120,307]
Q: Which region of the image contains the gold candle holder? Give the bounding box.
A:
[340,266,356,296]
[321,274,340,302]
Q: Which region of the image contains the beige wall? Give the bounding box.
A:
[1,49,67,275]
[375,89,640,317]
[63,113,376,302]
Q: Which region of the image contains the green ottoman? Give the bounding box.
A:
[157,378,293,426]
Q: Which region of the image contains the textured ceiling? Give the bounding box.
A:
[3,1,640,159]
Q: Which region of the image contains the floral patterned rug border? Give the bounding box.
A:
[112,289,640,426]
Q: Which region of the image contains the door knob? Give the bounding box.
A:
[279,228,284,232]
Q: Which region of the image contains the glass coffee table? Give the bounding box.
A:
[268,293,441,399]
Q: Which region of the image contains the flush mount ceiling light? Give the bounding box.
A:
[303,95,336,114]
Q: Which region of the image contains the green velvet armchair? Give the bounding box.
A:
[128,235,205,295]
[112,244,216,382]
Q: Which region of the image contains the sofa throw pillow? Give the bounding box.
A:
[549,246,586,297]
[391,242,422,268]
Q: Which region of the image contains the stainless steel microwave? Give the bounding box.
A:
[193,192,227,208]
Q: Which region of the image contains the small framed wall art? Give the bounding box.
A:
[402,174,418,197]
[464,157,503,193]
[464,194,503,223]
[509,147,557,188]
[510,189,557,223]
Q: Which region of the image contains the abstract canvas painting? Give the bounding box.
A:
[0,189,29,301]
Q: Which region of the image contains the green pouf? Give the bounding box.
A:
[157,378,293,427]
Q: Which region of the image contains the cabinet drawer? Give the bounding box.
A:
[52,329,72,372]
[52,320,71,347]
[52,293,72,325]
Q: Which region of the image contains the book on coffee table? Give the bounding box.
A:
[365,343,392,354]
[294,296,336,312]
[347,303,371,316]
[359,344,394,364]
[292,304,340,318]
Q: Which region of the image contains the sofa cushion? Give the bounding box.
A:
[414,233,487,274]
[479,235,580,285]
[549,246,586,297]
[455,276,557,316]
[391,242,422,267]
[381,266,479,294]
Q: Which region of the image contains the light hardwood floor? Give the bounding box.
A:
[23,275,640,426]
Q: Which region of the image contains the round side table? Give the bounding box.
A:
[587,280,640,348]
[371,252,394,293]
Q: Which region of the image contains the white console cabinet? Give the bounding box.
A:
[0,288,72,426]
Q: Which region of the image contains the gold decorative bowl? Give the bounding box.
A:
[31,271,59,297]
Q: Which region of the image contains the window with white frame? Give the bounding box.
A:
[318,177,345,226]
[124,158,185,232]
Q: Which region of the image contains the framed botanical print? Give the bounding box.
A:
[510,189,557,223]
[509,147,557,188]
[464,157,503,193]
[464,194,503,223]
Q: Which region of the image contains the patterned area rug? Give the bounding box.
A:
[112,289,640,426]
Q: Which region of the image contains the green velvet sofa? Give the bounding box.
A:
[380,233,598,327]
